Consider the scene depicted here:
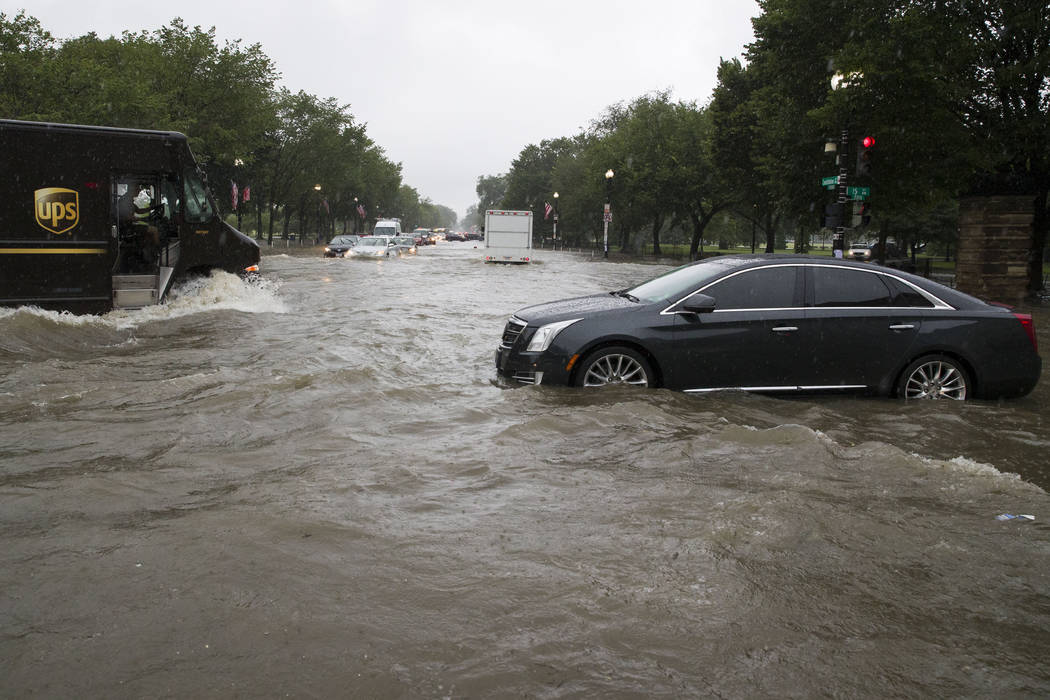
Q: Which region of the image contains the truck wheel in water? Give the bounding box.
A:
[576,346,653,388]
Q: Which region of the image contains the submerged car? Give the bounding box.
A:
[348,236,397,258]
[391,236,418,255]
[324,235,360,257]
[495,255,1041,400]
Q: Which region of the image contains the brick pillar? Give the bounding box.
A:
[956,196,1033,305]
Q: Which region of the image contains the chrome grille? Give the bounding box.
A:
[512,371,542,385]
[500,316,527,349]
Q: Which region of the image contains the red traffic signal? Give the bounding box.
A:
[856,136,875,177]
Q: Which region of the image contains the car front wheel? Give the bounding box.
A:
[898,355,970,400]
[576,346,653,388]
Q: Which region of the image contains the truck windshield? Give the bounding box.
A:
[183,169,215,223]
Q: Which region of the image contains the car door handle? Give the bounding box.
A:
[889,324,916,331]
[772,326,798,333]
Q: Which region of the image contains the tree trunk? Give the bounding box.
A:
[256,193,264,241]
[651,214,664,256]
[688,204,724,260]
[266,198,275,246]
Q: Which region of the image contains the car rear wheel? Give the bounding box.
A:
[898,355,970,400]
[576,346,653,388]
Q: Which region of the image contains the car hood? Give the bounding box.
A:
[514,293,637,324]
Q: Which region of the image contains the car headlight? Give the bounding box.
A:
[526,318,581,352]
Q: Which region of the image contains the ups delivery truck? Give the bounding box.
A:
[0,119,261,314]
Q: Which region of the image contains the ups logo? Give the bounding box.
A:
[35,187,80,235]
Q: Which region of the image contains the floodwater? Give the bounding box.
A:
[2,243,1049,698]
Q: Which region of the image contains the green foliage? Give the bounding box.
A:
[0,12,457,242]
[478,0,1048,289]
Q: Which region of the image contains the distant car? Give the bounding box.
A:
[850,241,903,262]
[495,255,1041,400]
[348,236,397,258]
[445,231,466,242]
[412,228,432,246]
[847,243,872,260]
[391,236,417,255]
[324,235,359,257]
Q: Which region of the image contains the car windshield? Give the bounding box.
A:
[330,237,355,245]
[373,227,395,236]
[359,237,387,247]
[625,258,754,303]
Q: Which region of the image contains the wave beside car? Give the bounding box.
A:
[495,255,1041,400]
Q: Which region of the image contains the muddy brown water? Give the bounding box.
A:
[3,244,1049,697]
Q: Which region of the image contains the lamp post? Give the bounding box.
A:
[353,196,359,234]
[829,72,860,259]
[314,184,322,244]
[552,191,559,250]
[603,169,614,258]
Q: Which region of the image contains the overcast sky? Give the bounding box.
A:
[19,0,759,220]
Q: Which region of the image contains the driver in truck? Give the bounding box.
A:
[116,183,161,272]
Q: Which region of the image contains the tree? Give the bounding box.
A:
[476,174,508,216]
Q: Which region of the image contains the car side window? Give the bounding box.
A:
[810,267,893,307]
[702,266,798,310]
[883,276,935,307]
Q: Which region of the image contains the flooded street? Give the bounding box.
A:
[3,244,1050,697]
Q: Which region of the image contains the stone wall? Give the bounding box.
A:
[956,195,1033,305]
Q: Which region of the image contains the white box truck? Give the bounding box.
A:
[484,209,533,264]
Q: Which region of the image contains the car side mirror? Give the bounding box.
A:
[681,294,716,314]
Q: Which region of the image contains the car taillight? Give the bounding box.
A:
[1013,313,1037,353]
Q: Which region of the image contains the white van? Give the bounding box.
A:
[373,219,402,237]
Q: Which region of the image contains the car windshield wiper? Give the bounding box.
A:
[611,289,640,303]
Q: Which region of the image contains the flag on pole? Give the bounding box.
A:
[356,203,366,218]
[231,181,239,210]
[544,201,552,220]
[323,199,330,214]
[243,185,251,203]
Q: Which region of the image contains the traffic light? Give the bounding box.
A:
[855,136,874,178]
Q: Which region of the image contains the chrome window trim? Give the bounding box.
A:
[662,262,954,315]
[805,263,954,310]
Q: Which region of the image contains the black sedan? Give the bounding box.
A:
[495,255,1041,400]
[323,235,360,258]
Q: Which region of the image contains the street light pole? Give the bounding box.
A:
[603,169,614,259]
[829,72,860,259]
[552,191,559,250]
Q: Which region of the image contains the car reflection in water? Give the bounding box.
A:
[495,255,1041,400]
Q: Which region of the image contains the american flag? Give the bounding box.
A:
[544,201,552,220]
[356,203,366,218]
[231,181,239,210]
